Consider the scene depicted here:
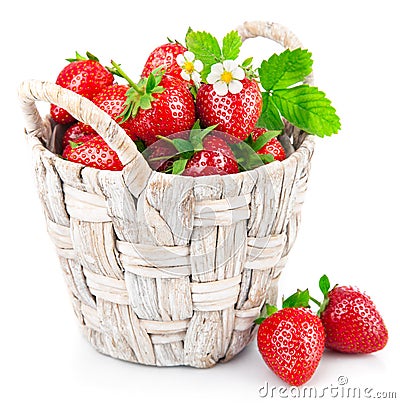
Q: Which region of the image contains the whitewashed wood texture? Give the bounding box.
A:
[19,21,315,368]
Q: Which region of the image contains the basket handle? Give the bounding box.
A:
[18,79,146,168]
[237,21,314,85]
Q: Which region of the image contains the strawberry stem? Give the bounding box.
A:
[309,295,321,307]
[109,60,143,93]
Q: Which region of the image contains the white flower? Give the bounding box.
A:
[176,51,203,85]
[206,60,245,96]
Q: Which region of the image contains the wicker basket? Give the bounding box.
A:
[19,21,314,368]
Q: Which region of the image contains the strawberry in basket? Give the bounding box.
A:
[108,62,196,145]
[61,123,95,151]
[141,41,189,82]
[62,135,123,171]
[51,51,114,124]
[77,84,139,141]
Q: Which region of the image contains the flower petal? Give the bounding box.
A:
[222,59,238,72]
[210,62,224,74]
[180,71,191,82]
[213,80,228,96]
[192,71,201,85]
[194,60,204,72]
[207,71,222,84]
[176,54,185,67]
[228,79,243,94]
[184,51,195,62]
[232,66,245,80]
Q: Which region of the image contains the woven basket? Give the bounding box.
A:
[19,21,314,368]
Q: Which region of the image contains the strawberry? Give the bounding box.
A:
[77,84,138,140]
[141,42,187,81]
[196,78,262,141]
[257,294,325,386]
[51,51,114,124]
[182,134,238,177]
[251,128,286,162]
[62,123,96,151]
[317,275,388,354]
[144,131,190,172]
[62,136,123,171]
[110,62,196,145]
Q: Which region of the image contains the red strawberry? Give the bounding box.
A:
[78,84,138,140]
[110,61,196,146]
[51,52,114,124]
[318,277,388,353]
[62,136,123,171]
[141,42,187,81]
[182,134,238,177]
[251,128,286,162]
[144,131,190,172]
[62,123,96,151]
[257,307,325,386]
[196,78,262,141]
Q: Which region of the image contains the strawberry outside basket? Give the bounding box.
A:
[19,21,314,368]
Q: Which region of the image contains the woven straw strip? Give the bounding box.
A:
[234,306,263,331]
[245,233,287,270]
[191,275,241,311]
[140,319,189,334]
[193,194,251,226]
[64,185,111,222]
[84,269,130,305]
[46,218,72,249]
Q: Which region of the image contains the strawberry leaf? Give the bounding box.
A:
[222,30,242,61]
[282,289,310,308]
[172,158,189,175]
[259,48,313,91]
[186,31,222,80]
[272,85,341,137]
[252,130,281,152]
[258,153,275,164]
[171,139,194,154]
[319,274,331,296]
[257,93,284,130]
[189,124,218,152]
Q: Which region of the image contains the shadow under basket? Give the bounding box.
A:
[19,20,315,368]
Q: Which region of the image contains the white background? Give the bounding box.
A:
[1,1,399,402]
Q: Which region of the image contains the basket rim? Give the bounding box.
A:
[27,117,315,183]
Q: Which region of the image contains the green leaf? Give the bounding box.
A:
[185,26,194,47]
[319,274,331,296]
[272,85,341,137]
[139,94,152,110]
[171,139,194,154]
[86,51,99,62]
[133,139,146,153]
[242,57,253,67]
[172,158,188,175]
[259,153,275,164]
[230,141,264,171]
[222,30,242,61]
[189,125,218,152]
[256,92,284,130]
[186,31,222,80]
[259,48,313,91]
[146,73,156,92]
[252,130,281,152]
[282,289,310,308]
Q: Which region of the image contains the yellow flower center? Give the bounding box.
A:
[183,61,195,74]
[221,70,233,83]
